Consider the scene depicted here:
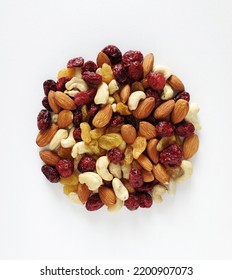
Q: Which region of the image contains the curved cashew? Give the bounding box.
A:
[128,91,146,110]
[185,103,201,130]
[68,192,82,204]
[65,77,88,92]
[71,141,93,158]
[175,160,192,183]
[107,197,123,213]
[121,163,131,179]
[94,82,109,104]
[153,65,173,80]
[109,162,122,179]
[112,178,129,201]
[96,156,113,181]
[167,178,176,196]
[152,184,167,203]
[79,172,103,191]
[161,84,174,100]
[49,129,68,150]
[64,89,79,98]
[108,79,119,95]
[61,127,76,148]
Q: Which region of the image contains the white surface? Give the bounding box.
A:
[0,0,232,260]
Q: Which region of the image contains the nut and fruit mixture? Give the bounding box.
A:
[36,45,201,212]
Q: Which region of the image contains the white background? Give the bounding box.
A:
[0,0,232,260]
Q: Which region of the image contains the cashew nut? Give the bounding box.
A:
[185,103,201,130]
[153,65,173,80]
[61,127,76,148]
[109,162,122,179]
[175,160,192,183]
[161,84,174,100]
[49,129,68,150]
[71,141,93,158]
[112,178,129,201]
[167,178,176,196]
[79,172,103,191]
[111,103,117,112]
[94,82,109,104]
[64,89,79,98]
[65,77,88,92]
[108,79,119,95]
[96,156,113,181]
[121,163,131,179]
[107,197,123,213]
[152,184,167,203]
[68,192,82,204]
[128,91,146,110]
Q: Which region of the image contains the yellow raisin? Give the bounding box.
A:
[123,146,133,165]
[60,171,79,186]
[105,124,123,134]
[132,136,147,159]
[57,68,75,79]
[89,140,106,156]
[63,184,78,195]
[112,92,121,103]
[90,128,105,140]
[98,133,123,150]
[131,81,144,92]
[80,122,91,144]
[102,63,114,84]
[116,102,132,115]
[81,105,89,122]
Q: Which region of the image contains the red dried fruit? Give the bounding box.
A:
[56,159,74,178]
[102,45,122,64]
[56,76,71,92]
[136,181,158,192]
[145,88,162,108]
[110,114,124,127]
[42,96,52,111]
[160,144,183,167]
[147,72,166,91]
[86,193,104,211]
[137,192,153,208]
[124,193,139,210]
[174,91,190,102]
[78,156,96,173]
[41,164,60,183]
[37,109,51,131]
[82,61,97,73]
[43,80,57,96]
[127,61,143,81]
[73,127,82,142]
[175,121,195,137]
[156,121,174,137]
[103,180,113,187]
[107,148,125,163]
[82,71,102,85]
[112,63,128,84]
[73,110,82,127]
[67,57,84,68]
[88,103,100,117]
[129,168,143,189]
[74,89,97,106]
[122,50,143,68]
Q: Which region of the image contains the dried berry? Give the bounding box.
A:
[73,110,82,127]
[88,103,100,117]
[156,121,174,137]
[122,50,143,68]
[145,88,162,108]
[147,72,166,91]
[74,89,97,106]
[110,114,124,127]
[56,76,71,92]
[103,180,113,188]
[129,168,143,189]
[175,121,195,137]
[124,193,139,210]
[107,148,124,163]
[42,96,52,111]
[82,71,102,85]
[112,63,127,84]
[160,144,183,167]
[41,164,60,183]
[136,181,158,192]
[67,57,84,68]
[37,109,51,130]
[127,61,143,81]
[78,156,96,173]
[124,115,139,130]
[86,193,104,211]
[82,61,98,73]
[56,159,74,178]
[174,91,190,102]
[137,192,153,208]
[43,80,57,96]
[73,127,82,142]
[102,45,122,64]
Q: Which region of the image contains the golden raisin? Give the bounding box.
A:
[132,136,147,159]
[57,68,75,79]
[81,105,89,122]
[90,128,105,140]
[101,63,114,84]
[116,102,131,115]
[80,122,91,144]
[60,171,79,186]
[98,133,123,150]
[63,184,78,195]
[123,146,133,165]
[89,140,106,156]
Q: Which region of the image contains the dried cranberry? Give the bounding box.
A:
[156,121,174,137]
[110,114,124,127]
[136,181,158,192]
[160,144,183,167]
[122,50,143,68]
[124,115,139,130]
[137,192,153,208]
[73,110,82,127]
[43,80,57,96]
[78,156,96,173]
[124,194,139,211]
[102,45,122,64]
[82,61,97,73]
[107,148,125,163]
[112,63,127,84]
[37,109,51,130]
[42,96,52,111]
[86,193,104,211]
[88,103,100,117]
[145,88,162,109]
[127,61,143,81]
[175,121,195,137]
[174,91,190,102]
[74,89,97,106]
[56,159,74,178]
[67,57,84,68]
[56,76,71,92]
[73,127,82,142]
[41,165,60,183]
[129,168,143,189]
[147,72,166,91]
[82,71,102,85]
[103,180,113,187]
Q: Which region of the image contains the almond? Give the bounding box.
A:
[168,75,185,92]
[121,124,136,145]
[147,138,159,164]
[137,154,153,171]
[96,51,111,67]
[92,104,113,128]
[36,124,58,147]
[171,99,189,124]
[98,186,116,206]
[154,100,175,119]
[152,163,170,184]
[142,169,155,182]
[143,53,154,78]
[139,121,156,140]
[48,90,61,113]
[133,97,156,119]
[54,91,77,110]
[39,150,61,166]
[183,133,199,159]
[77,183,92,204]
[120,84,130,103]
[57,110,73,128]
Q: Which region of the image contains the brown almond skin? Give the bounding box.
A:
[143,53,154,78]
[48,90,61,113]
[98,186,116,206]
[154,100,175,120]
[147,138,159,164]
[57,110,73,128]
[77,183,92,204]
[133,97,156,119]
[142,169,155,182]
[39,150,61,166]
[54,91,77,110]
[152,163,170,184]
[168,75,185,92]
[183,134,199,159]
[171,99,189,124]
[139,121,156,140]
[92,104,113,128]
[121,124,136,145]
[36,124,58,147]
[137,154,153,171]
[96,51,111,67]
[120,84,131,103]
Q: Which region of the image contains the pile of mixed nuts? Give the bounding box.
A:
[36,45,201,211]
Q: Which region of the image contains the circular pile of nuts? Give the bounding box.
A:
[36,45,201,211]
